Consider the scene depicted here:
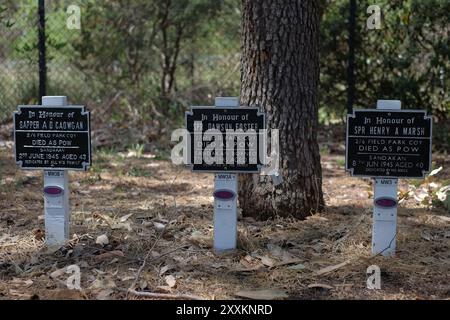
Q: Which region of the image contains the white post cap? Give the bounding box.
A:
[42,96,68,106]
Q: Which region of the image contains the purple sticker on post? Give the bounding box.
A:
[375,197,397,209]
[213,189,236,201]
[44,186,64,197]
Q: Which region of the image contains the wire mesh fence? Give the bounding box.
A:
[0,1,39,123]
[3,1,446,147]
[0,0,241,146]
[43,1,97,110]
[0,0,93,122]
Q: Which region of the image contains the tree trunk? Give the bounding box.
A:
[239,0,324,219]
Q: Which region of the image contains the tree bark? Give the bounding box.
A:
[239,0,324,219]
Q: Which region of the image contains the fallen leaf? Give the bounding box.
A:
[259,255,276,267]
[9,289,33,299]
[94,250,124,262]
[156,285,172,293]
[414,188,429,203]
[23,279,33,287]
[428,182,440,189]
[235,289,288,300]
[188,231,212,248]
[429,166,443,176]
[159,265,172,276]
[267,243,283,257]
[437,186,450,200]
[33,229,45,241]
[315,260,350,276]
[153,222,166,231]
[89,278,116,290]
[120,213,134,222]
[287,264,306,271]
[120,276,135,282]
[165,275,176,288]
[50,267,67,279]
[239,256,254,269]
[42,245,64,254]
[421,232,433,241]
[111,222,132,231]
[211,263,226,269]
[267,244,299,264]
[139,280,148,290]
[96,289,114,300]
[308,283,333,290]
[95,213,114,225]
[398,189,411,202]
[96,234,109,246]
[233,264,264,272]
[276,258,303,267]
[11,278,33,287]
[94,269,107,275]
[435,215,450,222]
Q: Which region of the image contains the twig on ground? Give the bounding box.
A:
[121,288,203,300]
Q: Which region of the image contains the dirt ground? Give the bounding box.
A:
[0,136,449,300]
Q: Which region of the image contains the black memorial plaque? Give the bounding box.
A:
[186,107,266,172]
[346,109,432,178]
[14,105,91,170]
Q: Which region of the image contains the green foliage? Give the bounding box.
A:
[0,4,12,28]
[127,144,145,159]
[320,0,450,121]
[1,0,448,147]
[406,167,450,211]
[336,157,345,168]
[1,0,241,129]
[0,0,39,122]
[127,166,152,178]
[48,0,239,143]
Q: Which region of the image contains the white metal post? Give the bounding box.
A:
[42,96,70,246]
[213,97,239,251]
[372,100,401,256]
